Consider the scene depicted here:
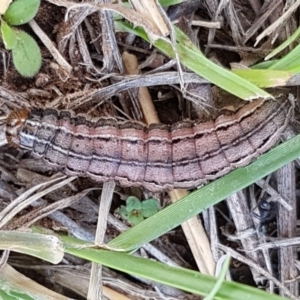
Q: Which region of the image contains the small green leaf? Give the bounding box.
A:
[12,29,41,77]
[116,206,129,219]
[141,199,160,217]
[0,20,17,50]
[4,0,40,26]
[128,213,144,226]
[126,196,141,211]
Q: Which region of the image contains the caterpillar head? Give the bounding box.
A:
[6,110,29,147]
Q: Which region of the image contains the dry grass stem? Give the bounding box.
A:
[88,181,116,300]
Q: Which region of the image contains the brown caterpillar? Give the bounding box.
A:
[6,98,292,191]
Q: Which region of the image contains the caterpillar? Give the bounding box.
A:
[6,98,292,191]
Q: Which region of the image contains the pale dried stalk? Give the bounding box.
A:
[226,191,267,282]
[103,287,131,300]
[28,20,72,75]
[218,244,298,300]
[129,0,170,36]
[0,0,11,14]
[88,181,116,300]
[48,0,164,42]
[276,162,298,296]
[169,189,216,275]
[0,175,75,229]
[122,52,159,124]
[255,0,300,46]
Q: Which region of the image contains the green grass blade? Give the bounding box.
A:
[115,21,271,100]
[107,133,300,251]
[205,255,231,300]
[62,235,287,300]
[265,25,300,60]
[0,288,34,300]
[232,69,292,87]
[160,0,184,5]
[0,264,66,300]
[251,60,278,69]
[267,44,300,72]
